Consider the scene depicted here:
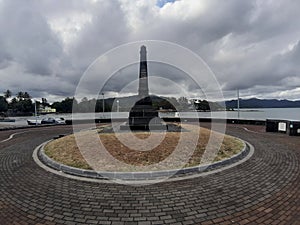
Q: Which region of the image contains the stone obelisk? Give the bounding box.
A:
[120,45,166,131]
[138,46,149,98]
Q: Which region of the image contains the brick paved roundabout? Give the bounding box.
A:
[0,124,299,225]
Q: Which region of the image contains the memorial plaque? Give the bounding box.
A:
[278,122,286,132]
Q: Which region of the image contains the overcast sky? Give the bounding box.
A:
[0,0,300,102]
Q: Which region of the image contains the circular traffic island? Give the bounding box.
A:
[37,123,250,181]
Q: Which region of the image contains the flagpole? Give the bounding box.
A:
[35,100,37,126]
[237,89,240,120]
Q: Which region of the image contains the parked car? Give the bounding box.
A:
[27,117,65,125]
[27,119,42,125]
[41,117,56,124]
[54,117,65,124]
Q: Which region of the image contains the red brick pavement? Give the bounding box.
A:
[0,124,299,225]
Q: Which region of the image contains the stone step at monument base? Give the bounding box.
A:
[129,111,159,118]
[120,113,167,131]
[130,104,154,109]
[120,123,168,131]
[129,105,158,116]
[128,116,162,125]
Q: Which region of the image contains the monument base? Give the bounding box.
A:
[120,96,167,131]
[120,123,168,131]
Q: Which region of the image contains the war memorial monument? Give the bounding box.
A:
[120,45,167,131]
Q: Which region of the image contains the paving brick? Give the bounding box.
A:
[0,124,299,225]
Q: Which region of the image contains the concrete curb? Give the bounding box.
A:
[36,138,250,181]
[0,124,64,131]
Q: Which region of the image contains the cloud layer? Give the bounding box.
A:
[0,0,300,101]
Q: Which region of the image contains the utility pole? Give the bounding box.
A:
[102,93,105,114]
[35,100,37,126]
[237,89,240,120]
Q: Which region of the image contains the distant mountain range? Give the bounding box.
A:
[225,98,300,108]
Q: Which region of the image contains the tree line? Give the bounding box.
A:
[0,90,224,116]
[0,90,74,116]
[0,90,35,116]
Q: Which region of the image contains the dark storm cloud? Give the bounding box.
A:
[201,0,300,98]
[221,39,300,93]
[69,1,131,69]
[122,0,300,99]
[102,61,200,95]
[0,0,300,101]
[132,0,255,46]
[0,0,63,75]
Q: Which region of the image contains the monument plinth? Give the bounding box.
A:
[120,46,167,131]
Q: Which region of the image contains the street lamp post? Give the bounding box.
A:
[117,100,119,113]
[237,89,240,120]
[102,93,105,114]
[34,100,37,126]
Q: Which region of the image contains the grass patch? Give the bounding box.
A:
[213,136,244,162]
[44,135,92,170]
[44,124,244,171]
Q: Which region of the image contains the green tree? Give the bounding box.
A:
[17,91,24,100]
[10,98,34,114]
[41,98,49,106]
[77,97,93,112]
[0,96,8,112]
[23,92,31,99]
[10,97,18,106]
[95,99,111,112]
[3,89,12,99]
[52,97,78,113]
[193,100,224,111]
[177,96,190,111]
[8,91,34,115]
[194,100,210,111]
[152,97,176,110]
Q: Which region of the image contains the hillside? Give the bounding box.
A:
[225,98,300,108]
